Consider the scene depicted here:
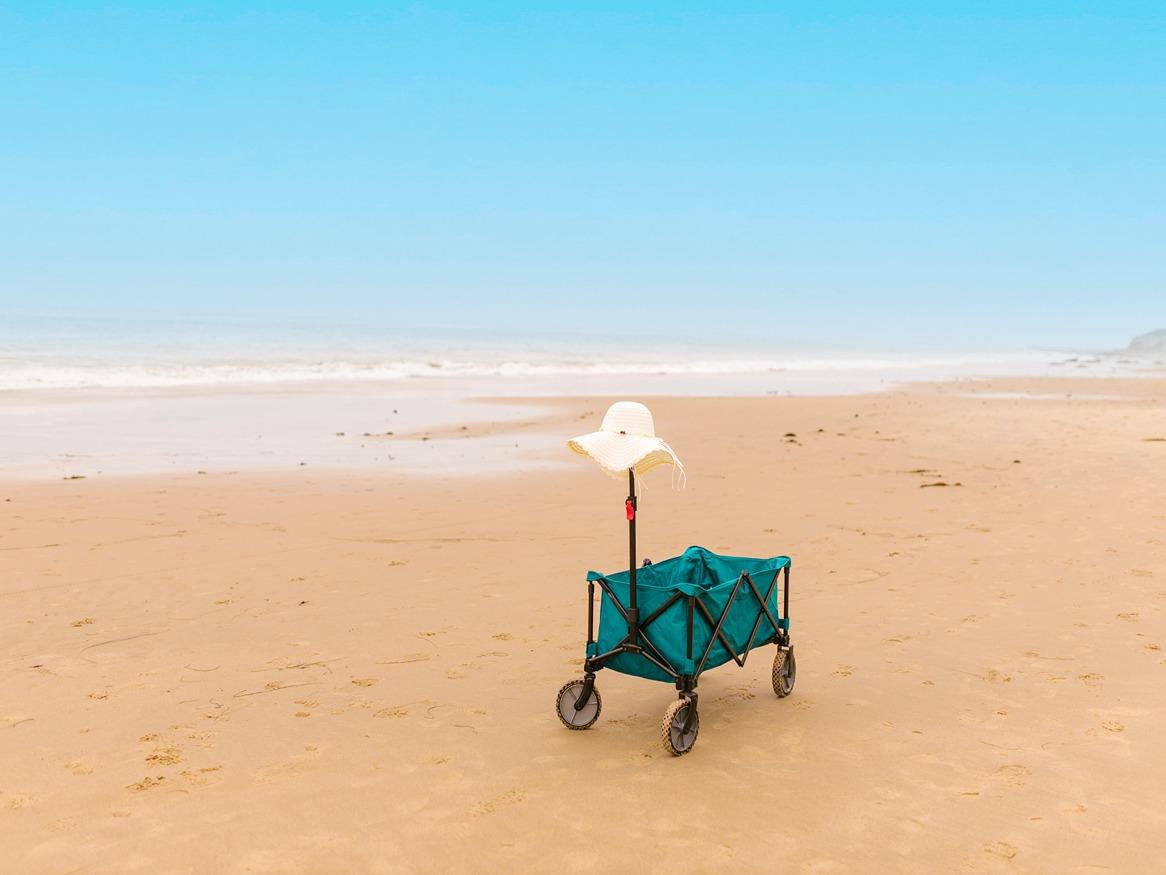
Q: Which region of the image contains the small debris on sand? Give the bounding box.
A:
[126,776,166,792]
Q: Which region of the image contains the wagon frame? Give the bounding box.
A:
[556,469,797,755]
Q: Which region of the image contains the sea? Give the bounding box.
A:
[0,312,1138,394]
[0,313,1151,478]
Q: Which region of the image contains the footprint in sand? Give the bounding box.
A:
[252,753,320,783]
[994,764,1030,787]
[471,789,525,816]
[126,776,166,792]
[492,633,513,641]
[716,686,757,704]
[447,653,507,679]
[1077,672,1104,686]
[71,618,94,627]
[1117,612,1140,622]
[1101,720,1125,733]
[145,747,183,767]
[178,766,222,787]
[982,669,1012,684]
[984,841,1018,862]
[832,666,854,677]
[374,706,409,719]
[351,678,378,687]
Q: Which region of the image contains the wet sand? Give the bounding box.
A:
[3,378,1165,872]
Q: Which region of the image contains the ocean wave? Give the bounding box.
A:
[0,351,1072,390]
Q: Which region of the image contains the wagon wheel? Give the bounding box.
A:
[772,647,796,698]
[556,679,601,730]
[660,698,699,756]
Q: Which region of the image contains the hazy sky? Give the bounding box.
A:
[2,3,1163,348]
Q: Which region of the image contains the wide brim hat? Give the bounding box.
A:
[567,401,684,480]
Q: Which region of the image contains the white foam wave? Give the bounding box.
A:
[0,350,1075,390]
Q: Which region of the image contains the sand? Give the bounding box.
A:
[3,378,1165,872]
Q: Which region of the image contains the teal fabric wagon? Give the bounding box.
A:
[556,502,796,755]
[557,403,797,756]
[590,546,791,683]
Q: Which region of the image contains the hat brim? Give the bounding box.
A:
[567,431,682,479]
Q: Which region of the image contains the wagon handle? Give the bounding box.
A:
[626,468,639,640]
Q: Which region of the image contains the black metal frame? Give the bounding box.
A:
[574,469,792,732]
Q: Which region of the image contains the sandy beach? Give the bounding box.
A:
[3,377,1165,872]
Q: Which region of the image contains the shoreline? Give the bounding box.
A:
[2,372,1164,482]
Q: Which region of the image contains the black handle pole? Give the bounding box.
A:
[629,473,638,611]
[627,468,638,639]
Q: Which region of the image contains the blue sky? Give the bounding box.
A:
[1,3,1163,349]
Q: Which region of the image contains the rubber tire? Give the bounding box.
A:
[556,679,601,730]
[660,698,699,756]
[772,647,796,698]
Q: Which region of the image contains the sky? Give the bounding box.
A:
[1,2,1163,349]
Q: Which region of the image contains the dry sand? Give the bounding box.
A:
[3,378,1165,872]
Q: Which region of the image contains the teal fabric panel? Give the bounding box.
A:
[591,546,790,683]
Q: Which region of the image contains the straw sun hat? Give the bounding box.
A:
[568,401,685,482]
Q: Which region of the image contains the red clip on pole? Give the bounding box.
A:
[625,499,635,521]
